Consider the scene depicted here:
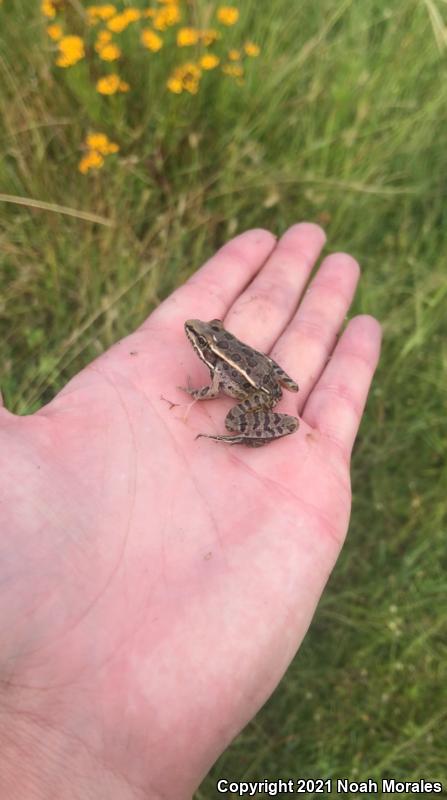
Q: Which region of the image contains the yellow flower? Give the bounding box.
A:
[141,29,163,52]
[228,49,240,61]
[153,4,181,30]
[106,9,139,32]
[222,63,243,77]
[97,42,121,61]
[56,35,85,68]
[200,28,220,46]
[167,62,201,94]
[200,54,219,70]
[216,6,239,25]
[46,23,63,41]
[86,4,117,22]
[86,132,119,154]
[184,79,199,94]
[107,13,132,32]
[124,8,141,22]
[41,0,57,19]
[79,150,105,174]
[167,77,183,94]
[97,30,112,44]
[244,41,260,57]
[96,74,129,94]
[177,27,199,46]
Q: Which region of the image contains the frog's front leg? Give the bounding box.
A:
[179,368,221,400]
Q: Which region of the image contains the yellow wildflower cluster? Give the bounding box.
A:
[47,23,63,41]
[43,1,259,93]
[222,63,243,78]
[175,27,220,47]
[163,8,260,94]
[217,6,239,26]
[177,27,199,47]
[167,62,201,95]
[107,8,141,33]
[244,41,260,57]
[56,35,85,68]
[86,5,117,22]
[141,29,163,52]
[200,54,220,70]
[40,1,261,172]
[79,131,119,174]
[152,4,181,31]
[96,74,129,95]
[41,0,57,19]
[95,30,121,61]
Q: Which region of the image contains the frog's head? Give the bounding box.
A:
[184,319,224,366]
[184,319,223,349]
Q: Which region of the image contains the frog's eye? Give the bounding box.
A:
[196,335,208,348]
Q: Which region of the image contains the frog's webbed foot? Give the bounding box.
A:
[271,363,299,393]
[196,432,270,446]
[172,378,202,421]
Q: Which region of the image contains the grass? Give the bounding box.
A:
[1,0,447,795]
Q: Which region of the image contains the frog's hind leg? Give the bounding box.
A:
[196,402,299,446]
[271,362,299,393]
[227,408,299,446]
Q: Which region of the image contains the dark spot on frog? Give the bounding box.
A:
[218,340,229,349]
[231,369,239,378]
[248,357,258,367]
[232,352,241,361]
[224,332,233,340]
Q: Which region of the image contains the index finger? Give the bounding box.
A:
[151,228,277,328]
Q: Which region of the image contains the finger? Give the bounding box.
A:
[150,228,277,328]
[224,223,326,350]
[271,252,360,412]
[301,315,382,459]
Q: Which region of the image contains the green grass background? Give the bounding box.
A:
[1,0,446,797]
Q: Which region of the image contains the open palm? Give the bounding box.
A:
[0,224,380,800]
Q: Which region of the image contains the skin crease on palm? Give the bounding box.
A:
[0,223,381,800]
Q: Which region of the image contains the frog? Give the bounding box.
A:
[181,319,299,446]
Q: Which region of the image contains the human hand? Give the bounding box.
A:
[0,223,381,799]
